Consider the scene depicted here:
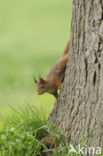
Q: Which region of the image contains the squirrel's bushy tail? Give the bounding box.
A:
[62,41,70,56]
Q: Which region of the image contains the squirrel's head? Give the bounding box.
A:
[34,76,47,95]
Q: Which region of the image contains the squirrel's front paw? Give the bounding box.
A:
[54,100,57,106]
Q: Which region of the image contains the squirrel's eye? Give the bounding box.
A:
[41,86,44,89]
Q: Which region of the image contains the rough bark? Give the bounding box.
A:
[50,0,103,148]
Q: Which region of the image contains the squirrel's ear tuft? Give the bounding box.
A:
[34,76,38,84]
[39,77,45,84]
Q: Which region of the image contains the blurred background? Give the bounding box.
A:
[0,0,72,121]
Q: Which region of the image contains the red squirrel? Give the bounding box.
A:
[34,41,70,106]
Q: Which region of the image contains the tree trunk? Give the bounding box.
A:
[50,0,103,148]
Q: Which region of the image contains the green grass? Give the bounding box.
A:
[0,0,72,120]
[0,105,83,156]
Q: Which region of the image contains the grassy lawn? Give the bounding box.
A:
[0,105,77,156]
[0,0,72,121]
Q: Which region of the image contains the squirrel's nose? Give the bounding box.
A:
[38,90,42,95]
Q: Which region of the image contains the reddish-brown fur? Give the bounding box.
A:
[34,41,70,106]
